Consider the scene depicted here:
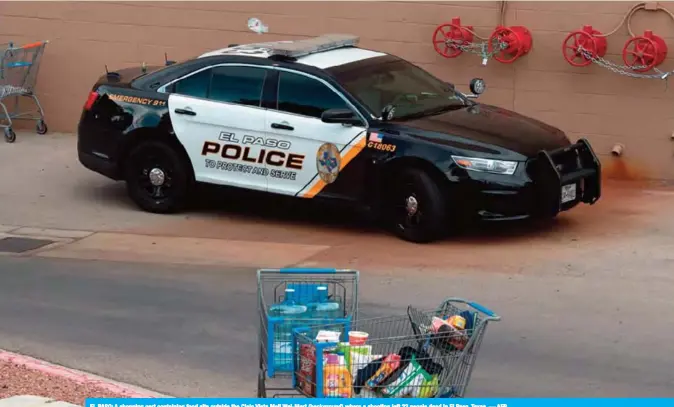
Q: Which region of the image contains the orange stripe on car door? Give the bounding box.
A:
[302,136,366,198]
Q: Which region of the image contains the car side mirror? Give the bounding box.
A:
[321,108,362,126]
[466,78,486,99]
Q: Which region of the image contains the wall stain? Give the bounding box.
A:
[602,157,651,183]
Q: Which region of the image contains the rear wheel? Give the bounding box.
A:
[4,128,16,143]
[124,140,193,213]
[384,167,447,243]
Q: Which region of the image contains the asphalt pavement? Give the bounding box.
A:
[1,255,673,398]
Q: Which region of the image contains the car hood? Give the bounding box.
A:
[397,104,570,157]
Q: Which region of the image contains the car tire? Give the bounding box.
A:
[124,140,193,214]
[384,167,447,243]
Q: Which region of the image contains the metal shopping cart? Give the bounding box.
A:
[257,267,360,398]
[0,41,49,143]
[291,297,501,398]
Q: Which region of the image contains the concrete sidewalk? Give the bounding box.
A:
[3,131,674,275]
[0,396,77,407]
[0,132,172,233]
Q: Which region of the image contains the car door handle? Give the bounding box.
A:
[174,108,196,116]
[271,122,294,131]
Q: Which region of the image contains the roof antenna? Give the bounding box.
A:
[164,52,176,66]
[104,64,120,81]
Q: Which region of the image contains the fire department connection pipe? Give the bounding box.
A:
[454,1,508,40]
[612,143,625,157]
[596,2,674,38]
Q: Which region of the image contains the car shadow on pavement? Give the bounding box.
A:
[79,180,583,244]
[186,184,578,243]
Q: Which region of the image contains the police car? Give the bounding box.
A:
[77,34,601,243]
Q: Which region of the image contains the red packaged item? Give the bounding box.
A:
[438,323,468,350]
[297,344,316,395]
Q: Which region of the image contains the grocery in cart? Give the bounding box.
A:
[0,40,49,143]
[256,267,500,398]
[293,299,500,398]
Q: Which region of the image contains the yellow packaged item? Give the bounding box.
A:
[323,353,353,398]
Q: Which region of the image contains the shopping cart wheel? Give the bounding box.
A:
[4,128,16,143]
[36,120,48,135]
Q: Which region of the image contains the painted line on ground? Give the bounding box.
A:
[0,349,170,398]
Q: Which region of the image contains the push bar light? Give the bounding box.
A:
[268,34,360,58]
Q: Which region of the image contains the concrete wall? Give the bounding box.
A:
[2,1,674,180]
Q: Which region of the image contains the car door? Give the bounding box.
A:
[167,64,271,192]
[265,68,368,199]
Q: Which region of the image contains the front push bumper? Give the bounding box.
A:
[529,138,601,217]
[454,138,602,221]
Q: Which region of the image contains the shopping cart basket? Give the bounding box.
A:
[291,297,500,398]
[257,267,359,398]
[0,41,49,143]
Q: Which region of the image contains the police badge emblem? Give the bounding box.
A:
[316,143,341,184]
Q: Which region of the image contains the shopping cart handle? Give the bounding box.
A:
[467,301,497,318]
[441,297,500,320]
[279,268,337,274]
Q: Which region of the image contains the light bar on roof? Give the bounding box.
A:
[268,34,360,58]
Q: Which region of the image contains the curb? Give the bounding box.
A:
[0,395,78,407]
[0,349,170,399]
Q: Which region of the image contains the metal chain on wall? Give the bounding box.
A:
[443,38,509,66]
[579,47,672,81]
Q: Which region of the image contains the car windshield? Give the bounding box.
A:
[328,55,467,120]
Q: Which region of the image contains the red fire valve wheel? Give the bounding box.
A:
[622,30,668,72]
[562,25,608,67]
[432,17,475,58]
[488,25,533,64]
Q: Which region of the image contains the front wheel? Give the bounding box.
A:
[36,120,48,135]
[124,140,193,213]
[384,167,447,243]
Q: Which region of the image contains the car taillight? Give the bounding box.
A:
[83,91,99,111]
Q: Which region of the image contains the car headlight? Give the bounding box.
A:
[451,155,518,175]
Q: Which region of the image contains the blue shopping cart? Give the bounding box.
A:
[0,40,49,143]
[256,267,360,398]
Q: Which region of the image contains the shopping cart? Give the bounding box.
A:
[291,297,501,398]
[0,41,49,143]
[257,267,359,398]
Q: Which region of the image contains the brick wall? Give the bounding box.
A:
[2,1,674,180]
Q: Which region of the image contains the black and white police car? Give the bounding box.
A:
[77,34,601,243]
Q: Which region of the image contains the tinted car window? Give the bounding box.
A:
[276,71,349,118]
[173,69,211,99]
[327,55,466,120]
[210,66,267,107]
